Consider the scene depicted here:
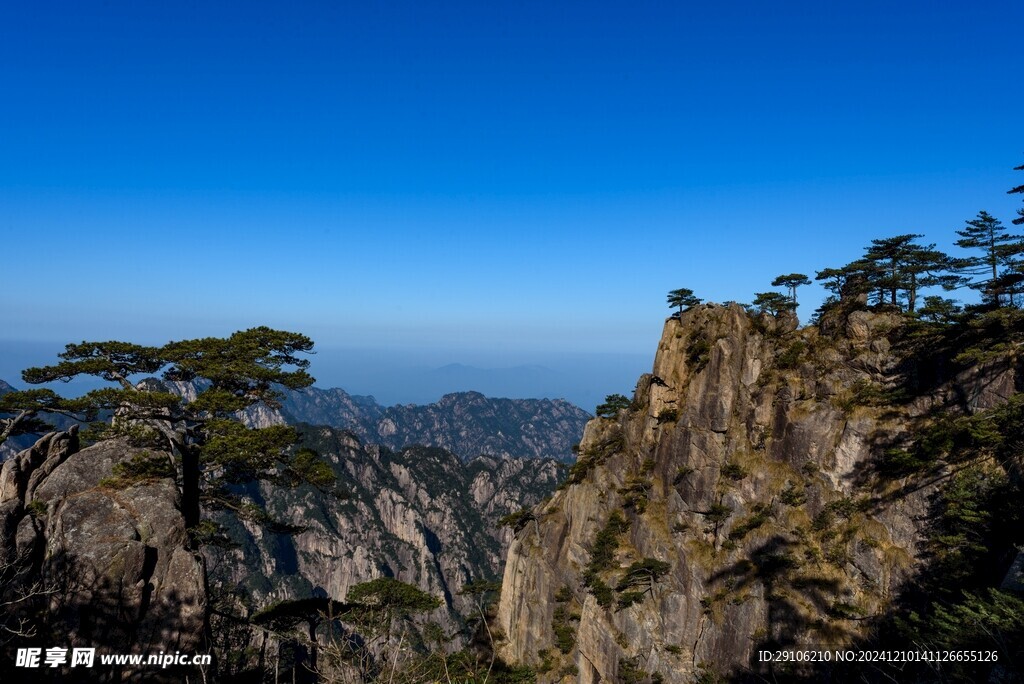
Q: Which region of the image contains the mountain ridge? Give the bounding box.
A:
[226,382,591,462]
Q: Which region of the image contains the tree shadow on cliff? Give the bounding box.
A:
[717,462,1024,683]
[874,309,1024,409]
[851,389,1024,516]
[1,547,209,683]
[708,536,853,652]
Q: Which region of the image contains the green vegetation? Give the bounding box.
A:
[720,461,747,481]
[346,577,441,624]
[99,450,176,487]
[752,291,795,316]
[617,558,671,593]
[686,333,713,372]
[775,340,806,369]
[780,481,807,506]
[589,578,615,608]
[25,499,47,519]
[583,510,634,607]
[619,476,651,513]
[772,273,811,306]
[550,586,580,654]
[618,656,664,684]
[954,210,1024,308]
[0,388,99,445]
[667,288,701,316]
[246,575,543,684]
[596,393,631,418]
[562,430,626,487]
[616,590,646,609]
[498,507,537,533]
[586,511,630,576]
[726,505,770,541]
[656,407,678,423]
[673,465,695,484]
[551,603,578,653]
[704,503,731,525]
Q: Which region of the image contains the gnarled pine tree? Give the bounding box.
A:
[13,327,333,530]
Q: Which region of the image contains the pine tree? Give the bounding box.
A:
[752,292,795,317]
[771,273,811,306]
[667,288,701,316]
[12,328,334,529]
[0,389,95,445]
[954,211,1024,307]
[596,394,631,418]
[864,234,958,312]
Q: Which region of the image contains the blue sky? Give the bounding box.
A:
[2,1,1022,407]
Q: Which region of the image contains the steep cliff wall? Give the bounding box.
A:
[0,430,206,681]
[496,303,1019,682]
[207,425,564,637]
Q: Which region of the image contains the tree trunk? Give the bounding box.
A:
[0,410,31,446]
[308,619,318,676]
[182,445,201,529]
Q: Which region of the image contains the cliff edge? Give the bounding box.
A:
[496,303,1020,682]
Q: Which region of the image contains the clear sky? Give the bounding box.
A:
[2,1,1022,407]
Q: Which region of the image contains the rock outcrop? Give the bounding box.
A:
[0,430,206,680]
[495,303,1021,682]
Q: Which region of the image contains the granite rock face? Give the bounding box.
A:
[495,303,1020,683]
[0,431,206,679]
[206,425,564,638]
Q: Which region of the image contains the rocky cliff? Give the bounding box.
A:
[0,430,206,681]
[495,303,1021,682]
[206,425,565,640]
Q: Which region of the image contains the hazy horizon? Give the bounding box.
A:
[0,338,653,411]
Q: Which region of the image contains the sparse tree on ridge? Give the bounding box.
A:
[667,288,701,316]
[954,210,1024,308]
[863,234,958,313]
[596,393,631,418]
[771,273,811,306]
[815,259,885,305]
[752,292,795,317]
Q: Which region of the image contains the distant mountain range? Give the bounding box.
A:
[2,377,591,463]
[242,384,591,462]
